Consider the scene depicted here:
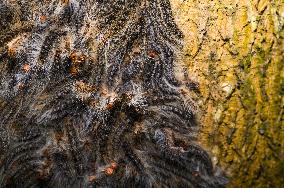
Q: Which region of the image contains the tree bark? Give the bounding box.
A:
[171,0,284,187]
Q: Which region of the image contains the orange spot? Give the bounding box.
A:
[70,52,77,61]
[106,103,114,110]
[70,52,85,67]
[124,54,130,64]
[61,0,69,5]
[132,46,141,54]
[54,131,64,142]
[70,66,78,75]
[147,50,159,59]
[8,47,16,56]
[80,55,85,61]
[88,175,96,182]
[111,162,117,169]
[89,99,99,107]
[65,38,71,50]
[40,15,47,23]
[22,64,30,72]
[101,89,107,95]
[17,83,25,89]
[104,167,114,175]
[192,171,199,177]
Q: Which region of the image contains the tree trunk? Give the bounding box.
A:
[171,0,284,187]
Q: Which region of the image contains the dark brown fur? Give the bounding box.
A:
[0,1,227,187]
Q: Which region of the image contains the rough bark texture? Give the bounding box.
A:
[0,0,227,188]
[171,0,284,187]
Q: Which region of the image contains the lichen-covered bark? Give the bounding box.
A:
[171,0,284,187]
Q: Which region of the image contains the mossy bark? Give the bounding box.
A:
[171,0,284,187]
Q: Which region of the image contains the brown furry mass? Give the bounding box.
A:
[0,1,227,187]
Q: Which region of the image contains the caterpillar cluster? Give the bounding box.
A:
[0,0,227,187]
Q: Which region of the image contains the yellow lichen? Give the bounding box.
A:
[171,0,284,187]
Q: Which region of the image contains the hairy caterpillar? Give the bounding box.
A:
[0,1,227,187]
